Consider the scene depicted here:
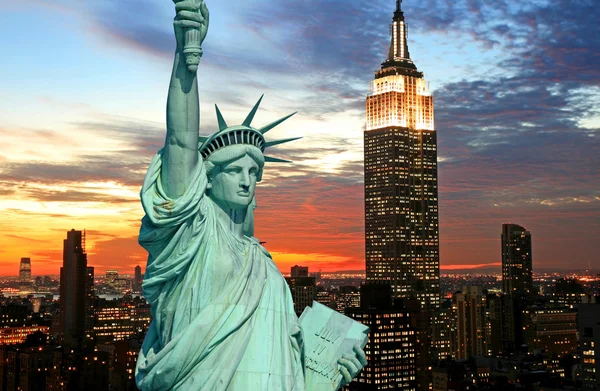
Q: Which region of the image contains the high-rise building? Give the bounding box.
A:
[500,223,532,354]
[19,257,31,282]
[578,302,600,390]
[346,283,417,391]
[285,266,316,316]
[291,265,309,278]
[134,265,143,293]
[364,0,440,311]
[501,223,532,296]
[452,286,488,359]
[432,299,455,360]
[59,229,94,345]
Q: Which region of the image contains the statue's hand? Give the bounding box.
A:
[173,0,209,50]
[337,344,367,387]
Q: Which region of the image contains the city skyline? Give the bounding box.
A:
[0,0,598,275]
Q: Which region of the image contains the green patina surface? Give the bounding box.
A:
[134,2,368,390]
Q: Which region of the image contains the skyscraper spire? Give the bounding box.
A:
[383,0,417,71]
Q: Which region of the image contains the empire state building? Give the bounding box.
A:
[364,0,440,311]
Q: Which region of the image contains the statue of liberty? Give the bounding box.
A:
[135,1,367,389]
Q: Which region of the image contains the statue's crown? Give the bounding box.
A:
[199,95,300,163]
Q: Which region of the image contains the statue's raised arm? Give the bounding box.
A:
[162,0,209,199]
[135,2,369,390]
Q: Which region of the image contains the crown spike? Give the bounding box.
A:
[264,137,303,148]
[215,104,228,131]
[242,94,264,127]
[264,156,292,163]
[259,112,297,135]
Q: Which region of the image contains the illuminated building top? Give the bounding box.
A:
[366,0,434,131]
[383,0,416,70]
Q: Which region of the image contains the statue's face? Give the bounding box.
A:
[208,154,259,211]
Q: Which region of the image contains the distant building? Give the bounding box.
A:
[346,283,417,391]
[113,278,132,292]
[59,229,94,345]
[432,299,455,361]
[290,265,309,278]
[578,302,600,390]
[94,306,134,343]
[0,304,28,327]
[106,270,119,286]
[85,266,95,338]
[452,286,488,359]
[0,326,50,345]
[486,293,503,356]
[523,307,577,357]
[134,265,143,293]
[130,304,152,334]
[0,345,56,391]
[432,358,490,391]
[501,223,532,355]
[336,286,360,313]
[315,289,336,310]
[501,223,532,297]
[550,278,587,308]
[19,257,31,282]
[285,266,316,316]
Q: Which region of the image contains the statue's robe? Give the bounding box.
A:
[135,151,306,390]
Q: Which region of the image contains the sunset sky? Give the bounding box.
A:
[0,0,598,276]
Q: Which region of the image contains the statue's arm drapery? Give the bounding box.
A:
[161,0,209,199]
[139,149,208,304]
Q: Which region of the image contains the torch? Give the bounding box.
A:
[174,0,204,72]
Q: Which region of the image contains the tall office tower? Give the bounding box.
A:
[134,265,143,293]
[59,229,91,345]
[364,0,439,311]
[500,224,531,354]
[452,286,487,359]
[19,257,31,282]
[501,223,532,296]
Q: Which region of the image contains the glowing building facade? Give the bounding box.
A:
[365,0,440,311]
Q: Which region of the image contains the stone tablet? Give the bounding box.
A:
[299,301,370,391]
